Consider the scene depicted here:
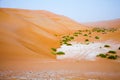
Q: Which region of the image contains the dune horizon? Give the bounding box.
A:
[0,8,120,80]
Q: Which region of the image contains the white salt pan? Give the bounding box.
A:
[57,41,120,60]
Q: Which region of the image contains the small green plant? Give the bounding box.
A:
[84,34,88,36]
[108,50,116,54]
[96,50,118,60]
[66,43,72,46]
[70,36,74,40]
[56,51,65,55]
[107,55,117,59]
[51,48,56,52]
[95,36,99,39]
[97,53,107,58]
[104,45,110,48]
[73,34,78,36]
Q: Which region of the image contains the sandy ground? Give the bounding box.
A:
[0,59,120,80]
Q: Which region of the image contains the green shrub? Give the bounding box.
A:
[74,32,79,34]
[97,53,107,58]
[51,48,56,52]
[104,45,110,48]
[107,55,117,59]
[56,51,65,55]
[84,34,88,36]
[66,43,72,46]
[108,50,116,54]
[73,34,78,36]
[70,36,74,40]
[95,36,99,39]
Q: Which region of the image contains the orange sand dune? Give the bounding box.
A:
[85,19,120,28]
[0,8,89,62]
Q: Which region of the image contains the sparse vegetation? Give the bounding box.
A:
[97,53,107,58]
[97,50,118,60]
[61,35,73,45]
[70,36,74,40]
[83,34,88,36]
[51,48,65,55]
[51,48,56,52]
[92,27,117,33]
[104,45,110,48]
[66,43,72,46]
[56,51,65,55]
[51,28,119,60]
[95,36,99,39]
[73,34,78,36]
[108,50,116,54]
[107,55,117,59]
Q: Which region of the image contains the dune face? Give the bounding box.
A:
[0,8,88,61]
[85,19,120,28]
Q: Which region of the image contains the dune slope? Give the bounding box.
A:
[85,19,120,28]
[0,8,88,61]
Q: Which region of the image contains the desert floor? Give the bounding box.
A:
[0,56,120,80]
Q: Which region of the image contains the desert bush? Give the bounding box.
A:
[97,53,107,58]
[66,43,72,46]
[95,36,99,39]
[84,34,88,36]
[108,50,116,54]
[51,48,56,52]
[104,45,110,47]
[70,36,74,40]
[107,55,117,59]
[56,51,65,55]
[73,34,78,36]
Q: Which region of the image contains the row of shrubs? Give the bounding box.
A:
[97,50,118,60]
[92,28,117,32]
[60,29,102,45]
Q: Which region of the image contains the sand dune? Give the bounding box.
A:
[0,8,89,62]
[85,19,120,28]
